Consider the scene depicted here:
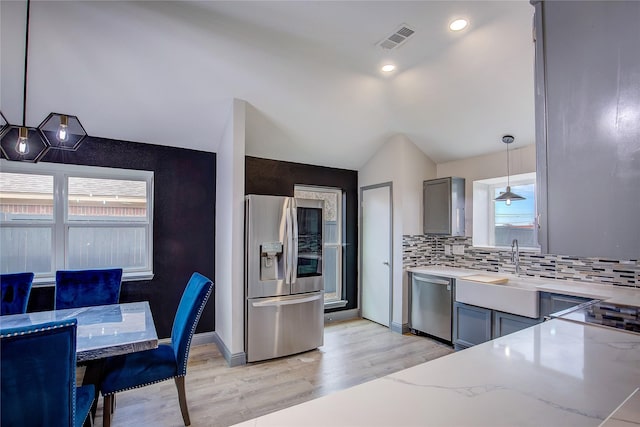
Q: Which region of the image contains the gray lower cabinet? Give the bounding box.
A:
[539,292,592,318]
[453,302,492,351]
[454,302,543,350]
[493,311,541,339]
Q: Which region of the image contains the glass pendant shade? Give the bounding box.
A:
[38,112,87,151]
[0,125,49,163]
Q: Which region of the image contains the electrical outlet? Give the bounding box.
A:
[452,244,465,255]
[444,244,451,255]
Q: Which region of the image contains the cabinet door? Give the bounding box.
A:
[453,302,492,350]
[493,311,541,338]
[533,1,640,259]
[423,178,451,235]
[539,292,592,318]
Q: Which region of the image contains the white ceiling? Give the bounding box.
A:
[0,1,535,170]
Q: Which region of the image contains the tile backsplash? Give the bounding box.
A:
[403,235,639,288]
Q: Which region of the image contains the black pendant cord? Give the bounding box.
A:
[506,143,510,187]
[22,0,31,127]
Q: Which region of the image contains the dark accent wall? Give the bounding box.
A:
[245,156,358,312]
[22,136,216,338]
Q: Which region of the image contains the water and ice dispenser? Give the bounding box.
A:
[260,241,283,281]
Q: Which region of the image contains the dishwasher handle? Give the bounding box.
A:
[413,276,450,286]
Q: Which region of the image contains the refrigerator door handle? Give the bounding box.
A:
[284,198,293,285]
[251,294,323,307]
[279,198,289,285]
[291,199,299,284]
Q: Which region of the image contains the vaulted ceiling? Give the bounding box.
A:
[0,1,535,170]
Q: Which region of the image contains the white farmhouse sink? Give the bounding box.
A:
[456,278,539,318]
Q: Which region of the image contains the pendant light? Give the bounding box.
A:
[0,0,86,162]
[39,112,87,151]
[0,1,48,162]
[494,135,525,206]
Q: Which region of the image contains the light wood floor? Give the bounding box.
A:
[92,319,453,427]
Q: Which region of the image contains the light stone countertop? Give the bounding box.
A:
[407,266,640,306]
[234,319,640,427]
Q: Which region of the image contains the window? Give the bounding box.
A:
[472,172,538,250]
[294,185,346,308]
[0,160,154,283]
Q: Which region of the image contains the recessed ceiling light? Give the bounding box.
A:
[381,64,396,72]
[449,18,468,32]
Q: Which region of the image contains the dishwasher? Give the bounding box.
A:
[409,273,453,343]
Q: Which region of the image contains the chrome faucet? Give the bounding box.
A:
[511,239,520,275]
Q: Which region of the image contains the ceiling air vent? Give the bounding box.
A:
[377,24,415,50]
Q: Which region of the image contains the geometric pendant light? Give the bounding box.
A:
[0,0,49,163]
[0,124,49,163]
[38,112,87,151]
[494,134,526,206]
[0,0,87,163]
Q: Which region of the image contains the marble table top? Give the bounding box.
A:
[0,302,158,362]
[234,319,640,427]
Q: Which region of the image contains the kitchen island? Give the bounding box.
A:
[234,318,640,426]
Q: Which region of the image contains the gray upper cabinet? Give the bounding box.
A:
[423,177,465,236]
[533,1,640,260]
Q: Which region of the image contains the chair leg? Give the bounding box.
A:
[175,376,191,426]
[103,395,113,427]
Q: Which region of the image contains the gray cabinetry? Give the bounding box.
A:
[493,311,540,339]
[454,302,543,350]
[453,302,492,351]
[539,292,592,318]
[423,177,465,236]
[533,1,640,259]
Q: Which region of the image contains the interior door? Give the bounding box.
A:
[360,183,392,327]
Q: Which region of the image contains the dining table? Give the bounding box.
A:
[1,300,159,420]
[0,301,159,362]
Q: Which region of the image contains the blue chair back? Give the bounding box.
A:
[1,272,34,315]
[1,319,78,427]
[171,272,214,375]
[55,268,123,310]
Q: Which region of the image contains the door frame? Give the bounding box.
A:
[359,182,393,327]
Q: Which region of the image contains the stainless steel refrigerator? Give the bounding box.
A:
[245,194,324,362]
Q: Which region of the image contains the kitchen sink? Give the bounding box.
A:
[456,278,539,318]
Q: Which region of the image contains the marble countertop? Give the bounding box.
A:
[407,266,640,306]
[234,319,640,427]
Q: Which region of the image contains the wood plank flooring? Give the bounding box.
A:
[92,319,453,427]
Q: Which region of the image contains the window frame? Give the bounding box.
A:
[472,172,539,251]
[0,159,154,285]
[294,184,346,309]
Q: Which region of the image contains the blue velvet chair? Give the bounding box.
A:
[100,272,214,427]
[55,268,123,310]
[1,272,34,315]
[0,319,95,427]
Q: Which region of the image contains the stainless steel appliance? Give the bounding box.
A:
[409,273,453,342]
[245,194,324,362]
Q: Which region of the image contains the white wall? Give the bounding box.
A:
[436,144,536,236]
[359,134,437,329]
[215,99,246,362]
